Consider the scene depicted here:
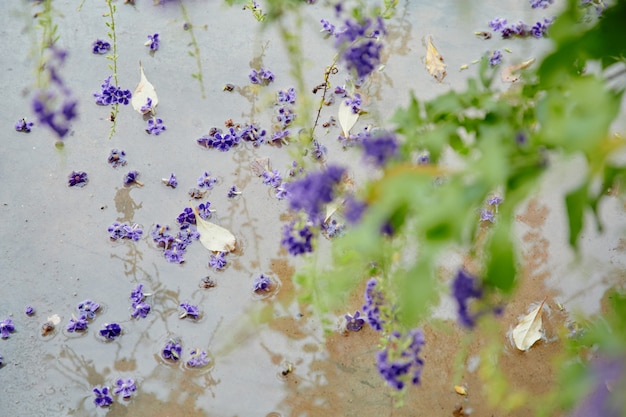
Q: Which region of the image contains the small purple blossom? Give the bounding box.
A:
[177,207,196,227]
[277,87,296,104]
[240,124,266,147]
[276,106,296,127]
[123,170,142,187]
[25,306,35,316]
[0,318,15,339]
[322,218,344,238]
[93,386,113,407]
[15,118,34,133]
[162,173,177,188]
[164,245,185,264]
[197,201,213,220]
[529,0,554,8]
[362,133,398,167]
[344,93,362,114]
[92,39,111,54]
[345,311,365,332]
[145,33,160,51]
[488,196,503,206]
[480,209,495,223]
[489,50,503,67]
[452,269,483,328]
[197,171,217,189]
[253,274,272,293]
[107,149,127,168]
[77,299,100,319]
[162,339,182,361]
[113,378,136,398]
[140,97,153,114]
[271,129,290,144]
[94,75,132,106]
[179,302,200,319]
[320,19,336,35]
[249,67,275,85]
[131,302,151,319]
[227,185,241,198]
[99,323,122,340]
[187,348,210,368]
[344,40,383,79]
[262,169,282,188]
[146,118,166,135]
[130,284,146,306]
[531,18,554,38]
[67,315,89,332]
[108,222,143,241]
[68,171,88,187]
[275,182,289,200]
[212,129,237,152]
[209,252,227,270]
[311,140,327,160]
[488,17,508,32]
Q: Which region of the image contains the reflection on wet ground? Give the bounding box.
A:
[1,1,625,416]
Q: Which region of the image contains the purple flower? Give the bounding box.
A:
[361,133,398,167]
[67,314,89,332]
[197,171,217,189]
[164,245,185,264]
[417,153,431,165]
[570,355,625,417]
[146,118,166,135]
[151,224,174,248]
[162,339,182,361]
[187,348,210,368]
[212,130,237,152]
[209,252,227,270]
[343,40,383,79]
[322,218,344,238]
[15,118,34,133]
[249,67,275,85]
[488,196,503,206]
[240,124,266,147]
[344,93,362,114]
[345,311,365,332]
[0,318,15,339]
[227,185,241,198]
[452,269,483,328]
[320,19,336,35]
[177,207,197,227]
[334,85,347,96]
[262,169,282,188]
[489,50,503,67]
[271,129,290,144]
[275,182,289,200]
[277,87,296,104]
[311,140,327,160]
[68,171,88,187]
[113,378,136,398]
[480,209,495,222]
[253,274,272,293]
[197,201,213,220]
[529,0,553,8]
[488,17,508,32]
[161,173,177,188]
[131,302,151,319]
[344,196,367,224]
[179,302,200,319]
[107,149,127,168]
[99,323,122,340]
[25,306,35,316]
[93,386,113,407]
[130,284,145,306]
[123,170,142,187]
[286,165,345,223]
[531,18,554,38]
[77,299,100,319]
[376,329,425,390]
[94,76,132,106]
[276,106,296,127]
[92,39,111,54]
[281,221,314,256]
[362,278,386,331]
[146,33,160,51]
[140,97,153,114]
[108,222,143,241]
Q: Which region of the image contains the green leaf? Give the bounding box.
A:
[564,181,589,248]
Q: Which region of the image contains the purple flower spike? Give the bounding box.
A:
[0,318,15,339]
[93,386,113,407]
[99,323,122,340]
[345,311,365,332]
[113,378,136,398]
[452,269,483,328]
[179,302,200,319]
[68,171,88,187]
[376,329,425,390]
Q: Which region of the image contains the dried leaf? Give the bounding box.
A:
[512,298,546,351]
[250,157,270,177]
[454,385,467,396]
[131,61,159,114]
[424,35,446,83]
[338,99,359,137]
[501,58,536,83]
[192,205,236,252]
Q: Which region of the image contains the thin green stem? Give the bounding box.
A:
[180,1,206,99]
[105,0,119,139]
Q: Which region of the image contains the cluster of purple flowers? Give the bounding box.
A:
[362,278,386,331]
[161,338,210,368]
[249,67,275,85]
[146,117,166,135]
[107,149,127,168]
[94,75,132,106]
[150,222,200,264]
[179,302,200,319]
[99,322,122,340]
[273,87,297,142]
[93,379,138,406]
[67,299,100,333]
[92,39,111,54]
[107,222,143,241]
[281,221,314,256]
[32,47,78,139]
[285,165,345,224]
[209,252,227,270]
[187,348,210,368]
[488,16,554,39]
[68,170,88,187]
[327,17,386,79]
[130,284,151,319]
[0,318,15,339]
[145,33,160,51]
[15,118,34,133]
[530,0,553,8]
[376,329,425,390]
[197,126,240,151]
[451,269,484,328]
